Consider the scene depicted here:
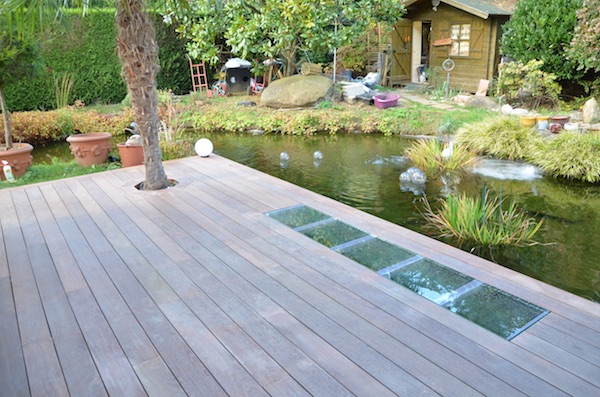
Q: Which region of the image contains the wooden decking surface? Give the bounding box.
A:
[1,155,599,397]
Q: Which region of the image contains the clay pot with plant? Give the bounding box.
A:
[0,30,41,180]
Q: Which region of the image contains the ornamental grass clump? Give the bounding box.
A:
[533,132,600,183]
[422,188,543,248]
[405,138,475,177]
[455,116,543,161]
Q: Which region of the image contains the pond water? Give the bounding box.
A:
[205,132,599,302]
[35,133,600,301]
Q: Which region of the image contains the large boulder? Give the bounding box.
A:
[583,98,600,124]
[261,75,334,108]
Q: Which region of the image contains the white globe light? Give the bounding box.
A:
[195,138,214,157]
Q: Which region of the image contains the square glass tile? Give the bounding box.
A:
[300,220,368,248]
[444,285,547,340]
[340,238,415,271]
[267,205,330,228]
[390,259,474,302]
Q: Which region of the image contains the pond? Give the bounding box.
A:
[204,132,599,302]
[35,133,600,301]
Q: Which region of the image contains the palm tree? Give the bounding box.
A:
[1,0,171,190]
[115,0,170,190]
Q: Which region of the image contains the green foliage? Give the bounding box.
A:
[0,28,43,88]
[404,139,475,177]
[455,116,544,161]
[535,132,600,183]
[500,0,583,80]
[495,60,561,108]
[160,140,195,161]
[455,114,600,183]
[422,188,544,248]
[567,0,600,73]
[4,9,191,111]
[163,0,405,76]
[54,72,75,109]
[0,108,133,145]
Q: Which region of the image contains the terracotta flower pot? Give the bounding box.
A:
[66,132,112,167]
[117,143,144,167]
[550,115,570,127]
[0,142,33,180]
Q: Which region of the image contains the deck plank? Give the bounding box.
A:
[163,170,568,397]
[0,195,29,397]
[1,155,599,396]
[1,190,70,397]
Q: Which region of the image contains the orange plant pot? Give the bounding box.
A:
[0,142,33,180]
[67,133,112,167]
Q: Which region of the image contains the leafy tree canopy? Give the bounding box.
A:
[500,0,583,80]
[162,0,405,76]
[567,0,600,73]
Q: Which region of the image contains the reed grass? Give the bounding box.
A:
[455,116,543,161]
[422,187,544,248]
[54,72,75,109]
[405,138,476,177]
[534,132,600,183]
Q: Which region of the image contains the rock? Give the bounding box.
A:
[501,104,513,114]
[452,94,472,104]
[463,96,500,111]
[261,75,334,108]
[583,98,600,123]
[511,108,529,116]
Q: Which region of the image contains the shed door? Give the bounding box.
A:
[411,21,423,83]
[390,19,412,81]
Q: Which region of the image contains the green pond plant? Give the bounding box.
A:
[422,187,544,249]
[454,115,543,161]
[404,138,476,177]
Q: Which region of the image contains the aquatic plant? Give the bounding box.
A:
[533,132,600,183]
[404,138,475,177]
[422,187,544,248]
[455,116,543,161]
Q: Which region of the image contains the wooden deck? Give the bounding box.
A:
[1,155,599,397]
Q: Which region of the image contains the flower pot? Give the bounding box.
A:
[536,116,550,130]
[66,132,112,167]
[0,142,33,181]
[117,143,144,167]
[550,115,570,127]
[519,115,536,128]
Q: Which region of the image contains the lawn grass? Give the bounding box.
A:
[0,159,120,189]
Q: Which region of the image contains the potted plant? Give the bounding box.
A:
[0,27,40,180]
[66,132,113,167]
[117,131,144,167]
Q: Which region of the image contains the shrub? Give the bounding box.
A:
[4,9,191,111]
[500,0,583,80]
[0,108,133,145]
[455,116,544,161]
[495,60,562,108]
[422,188,544,248]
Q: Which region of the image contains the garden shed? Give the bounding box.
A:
[390,0,517,92]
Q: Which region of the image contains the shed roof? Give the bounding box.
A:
[403,0,517,19]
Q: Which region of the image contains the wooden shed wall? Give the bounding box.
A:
[394,3,505,93]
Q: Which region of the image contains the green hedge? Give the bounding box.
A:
[4,9,192,111]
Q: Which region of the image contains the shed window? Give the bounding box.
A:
[450,24,470,56]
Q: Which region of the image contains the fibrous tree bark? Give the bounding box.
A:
[116,0,170,190]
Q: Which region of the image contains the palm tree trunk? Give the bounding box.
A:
[116,0,169,190]
[0,85,13,150]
